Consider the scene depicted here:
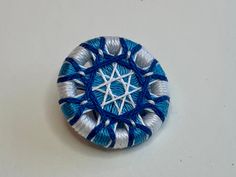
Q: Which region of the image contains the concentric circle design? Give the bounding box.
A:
[57,36,170,149]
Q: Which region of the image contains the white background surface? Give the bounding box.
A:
[0,0,235,177]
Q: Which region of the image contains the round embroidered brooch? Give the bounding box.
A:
[57,36,170,149]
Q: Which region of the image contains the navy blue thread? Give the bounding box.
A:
[65,57,84,71]
[58,37,169,148]
[57,73,86,83]
[99,37,106,50]
[107,126,116,148]
[128,127,135,147]
[87,122,105,140]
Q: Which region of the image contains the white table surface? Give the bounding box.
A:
[0,0,235,177]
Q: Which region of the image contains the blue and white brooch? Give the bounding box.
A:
[57,36,170,149]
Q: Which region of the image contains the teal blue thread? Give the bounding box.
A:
[91,62,141,115]
[92,128,111,147]
[61,103,79,119]
[133,128,147,146]
[156,100,169,118]
[58,37,170,148]
[59,62,76,76]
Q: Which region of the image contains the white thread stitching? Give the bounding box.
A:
[92,63,142,115]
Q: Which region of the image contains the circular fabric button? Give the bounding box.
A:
[57,36,170,149]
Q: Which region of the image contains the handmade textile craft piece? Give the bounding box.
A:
[57,36,170,149]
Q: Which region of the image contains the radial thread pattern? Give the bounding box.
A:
[57,36,170,149]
